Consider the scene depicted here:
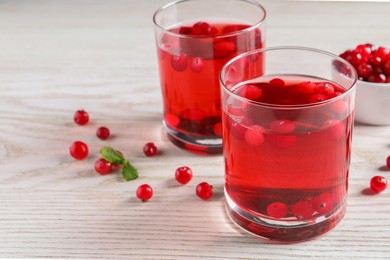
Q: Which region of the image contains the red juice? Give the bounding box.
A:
[223,75,353,241]
[156,21,263,153]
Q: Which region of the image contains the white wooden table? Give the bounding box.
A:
[1,0,390,259]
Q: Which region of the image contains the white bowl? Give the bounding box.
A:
[355,80,390,125]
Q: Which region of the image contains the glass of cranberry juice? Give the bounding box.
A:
[153,0,266,154]
[220,47,357,242]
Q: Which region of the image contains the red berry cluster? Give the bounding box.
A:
[339,44,390,83]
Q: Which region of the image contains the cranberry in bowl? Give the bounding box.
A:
[340,43,390,125]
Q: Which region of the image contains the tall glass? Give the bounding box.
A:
[220,47,357,242]
[153,0,266,154]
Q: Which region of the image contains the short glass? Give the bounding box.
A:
[153,0,266,154]
[220,47,357,242]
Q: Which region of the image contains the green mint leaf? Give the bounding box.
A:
[121,160,139,181]
[100,146,125,165]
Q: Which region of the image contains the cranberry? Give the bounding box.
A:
[368,73,386,83]
[213,41,236,59]
[165,113,180,127]
[355,44,372,58]
[190,57,204,72]
[291,200,314,220]
[94,158,113,175]
[96,126,110,140]
[244,125,265,147]
[308,93,327,103]
[143,142,158,157]
[315,82,335,96]
[240,84,263,100]
[266,202,288,218]
[370,176,387,193]
[269,78,285,87]
[387,155,390,169]
[171,52,188,72]
[175,166,193,184]
[69,141,88,160]
[382,59,390,75]
[269,120,296,134]
[190,22,216,36]
[196,182,213,200]
[73,110,89,125]
[136,184,153,202]
[296,81,316,94]
[357,63,373,79]
[368,55,382,67]
[312,193,334,214]
[375,46,390,60]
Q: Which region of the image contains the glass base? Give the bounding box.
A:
[164,121,222,154]
[225,189,346,243]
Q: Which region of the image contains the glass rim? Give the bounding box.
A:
[220,46,358,109]
[152,0,266,39]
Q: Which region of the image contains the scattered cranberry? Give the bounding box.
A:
[69,141,89,160]
[175,166,193,184]
[340,44,390,82]
[370,176,387,193]
[143,142,158,157]
[96,126,110,140]
[136,184,153,202]
[196,182,213,200]
[386,155,390,169]
[267,202,288,218]
[73,110,89,126]
[94,158,113,175]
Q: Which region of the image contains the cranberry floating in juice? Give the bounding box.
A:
[153,0,266,154]
[220,47,357,242]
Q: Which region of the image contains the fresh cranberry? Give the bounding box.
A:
[368,55,382,67]
[315,82,335,96]
[370,176,387,193]
[266,202,288,218]
[69,141,88,160]
[175,166,193,184]
[73,110,89,125]
[269,78,285,87]
[355,44,372,58]
[96,126,110,140]
[312,193,334,214]
[382,59,390,75]
[357,63,373,78]
[136,184,153,201]
[269,120,296,134]
[291,200,314,220]
[196,182,213,200]
[190,57,204,72]
[244,125,265,147]
[368,73,386,83]
[94,158,113,175]
[375,46,390,60]
[387,155,390,169]
[240,84,263,100]
[143,142,158,157]
[171,52,188,72]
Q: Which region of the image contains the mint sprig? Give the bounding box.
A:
[100,146,138,181]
